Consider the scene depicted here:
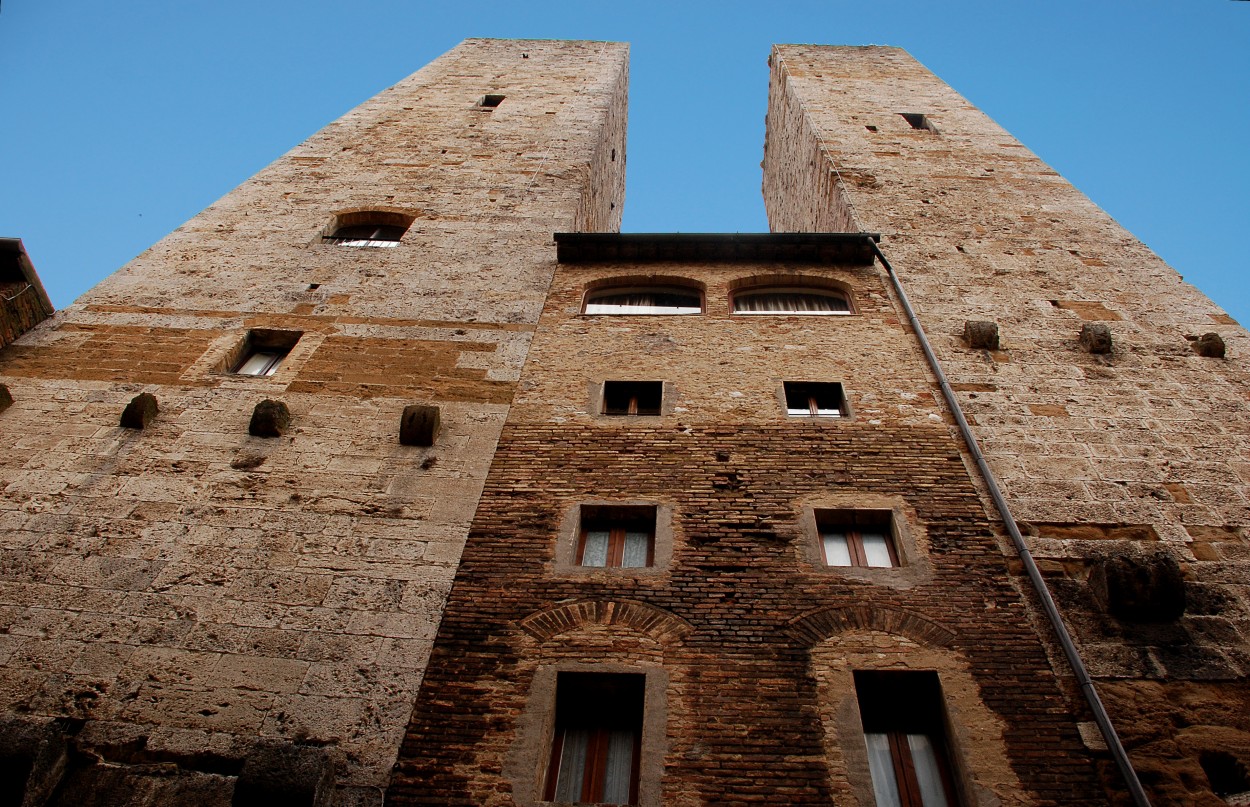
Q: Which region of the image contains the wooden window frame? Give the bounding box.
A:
[855,671,962,807]
[542,672,645,805]
[818,509,899,569]
[576,520,656,569]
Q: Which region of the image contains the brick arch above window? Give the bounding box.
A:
[784,603,958,649]
[519,598,694,644]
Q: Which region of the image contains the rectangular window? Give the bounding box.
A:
[818,509,898,568]
[479,93,506,108]
[603,381,663,416]
[900,112,938,132]
[231,330,302,377]
[577,506,656,569]
[855,671,960,807]
[785,381,845,417]
[544,672,644,806]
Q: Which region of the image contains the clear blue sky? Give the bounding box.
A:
[2,1,1247,324]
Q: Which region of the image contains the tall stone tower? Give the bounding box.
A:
[0,39,626,805]
[762,45,1250,805]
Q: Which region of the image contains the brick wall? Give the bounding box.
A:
[388,248,1107,805]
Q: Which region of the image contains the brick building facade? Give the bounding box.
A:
[0,39,1247,807]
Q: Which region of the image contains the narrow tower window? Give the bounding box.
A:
[478,94,506,108]
[231,330,302,377]
[544,672,644,805]
[323,211,414,247]
[854,671,961,807]
[900,112,938,133]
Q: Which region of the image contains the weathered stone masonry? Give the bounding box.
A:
[0,39,627,805]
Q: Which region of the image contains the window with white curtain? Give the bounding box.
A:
[854,670,961,807]
[584,285,701,315]
[577,506,655,569]
[544,672,644,805]
[732,286,851,315]
[818,509,899,569]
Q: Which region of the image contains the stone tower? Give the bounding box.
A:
[0,39,626,804]
[1,39,1247,807]
[762,45,1250,805]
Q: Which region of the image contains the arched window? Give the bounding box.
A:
[732,286,851,315]
[323,211,414,248]
[584,285,702,315]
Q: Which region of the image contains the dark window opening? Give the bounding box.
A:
[855,671,960,807]
[784,381,845,418]
[818,509,898,568]
[577,505,656,569]
[479,94,506,108]
[866,125,879,132]
[232,329,302,377]
[901,112,938,133]
[603,381,662,416]
[544,672,644,805]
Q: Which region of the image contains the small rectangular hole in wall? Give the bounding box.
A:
[603,381,662,416]
[865,125,878,132]
[900,112,937,133]
[479,94,505,109]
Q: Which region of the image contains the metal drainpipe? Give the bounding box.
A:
[866,237,1152,807]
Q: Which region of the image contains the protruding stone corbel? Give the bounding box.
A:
[0,383,12,413]
[963,320,999,350]
[249,399,291,438]
[1079,322,1113,354]
[400,404,440,447]
[120,392,159,429]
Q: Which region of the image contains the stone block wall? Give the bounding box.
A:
[764,44,1250,804]
[0,39,627,806]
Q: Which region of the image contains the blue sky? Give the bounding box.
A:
[1,1,1247,323]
